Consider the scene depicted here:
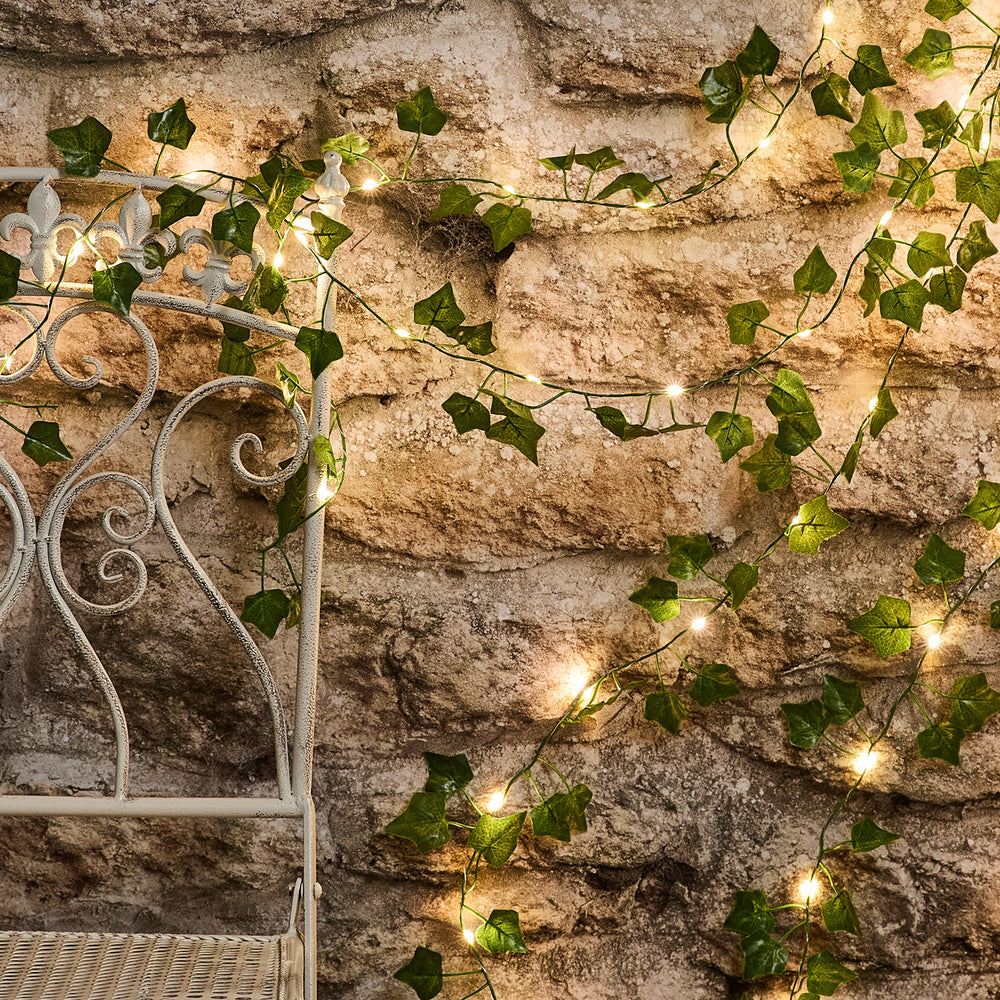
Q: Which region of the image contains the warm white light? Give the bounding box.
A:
[502,184,517,194]
[691,617,707,631]
[293,228,311,247]
[463,928,476,944]
[823,7,834,23]
[958,89,971,111]
[0,355,11,374]
[524,374,542,383]
[869,396,878,412]
[878,210,894,228]
[797,328,812,338]
[292,218,315,233]
[272,249,284,268]
[361,178,379,191]
[317,479,335,503]
[666,384,684,397]
[394,327,412,339]
[927,632,942,649]
[981,133,991,155]
[579,683,597,705]
[799,877,821,901]
[634,200,654,209]
[853,749,878,774]
[758,136,771,149]
[790,513,802,525]
[486,792,505,813]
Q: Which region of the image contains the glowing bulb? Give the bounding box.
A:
[927,632,942,649]
[361,178,379,191]
[958,89,971,111]
[878,210,894,228]
[317,479,335,503]
[463,928,476,944]
[394,327,412,339]
[823,7,834,23]
[524,374,542,384]
[292,218,315,233]
[691,617,707,631]
[758,136,771,149]
[666,384,684,397]
[790,513,802,525]
[981,133,991,156]
[853,749,878,774]
[502,184,517,194]
[272,249,284,268]
[294,228,311,247]
[486,792,505,813]
[579,683,597,705]
[799,877,821,901]
[634,200,654,209]
[797,328,812,338]
[869,396,878,412]
[0,355,11,374]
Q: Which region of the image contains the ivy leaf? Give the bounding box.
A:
[156,184,206,228]
[887,156,935,208]
[852,817,900,852]
[319,132,370,166]
[822,889,863,936]
[212,201,260,253]
[928,267,966,313]
[905,28,955,80]
[781,699,829,749]
[595,172,656,202]
[869,387,898,438]
[849,92,907,152]
[811,73,853,122]
[726,300,770,345]
[705,411,754,462]
[823,674,865,726]
[0,247,20,301]
[848,45,897,93]
[385,791,450,853]
[309,213,352,257]
[147,98,196,150]
[793,245,837,295]
[698,61,745,124]
[21,420,71,466]
[765,369,821,456]
[442,393,490,435]
[275,362,304,408]
[926,0,969,19]
[247,263,287,314]
[284,592,301,630]
[276,463,307,541]
[723,890,775,935]
[240,589,290,639]
[92,261,142,315]
[481,203,532,252]
[538,148,576,171]
[833,144,880,193]
[575,147,626,172]
[691,663,740,707]
[847,595,912,657]
[447,323,496,357]
[682,159,723,196]
[295,326,343,378]
[786,496,849,555]
[917,722,964,765]
[666,534,714,580]
[737,26,780,76]
[915,101,959,149]
[740,434,792,492]
[914,532,965,585]
[47,115,112,177]
[962,480,1000,529]
[629,577,680,623]
[958,219,998,271]
[879,280,929,331]
[484,393,545,464]
[414,282,464,333]
[591,406,658,441]
[393,947,443,1000]
[740,931,788,980]
[907,230,951,277]
[423,751,473,798]
[429,183,484,219]
[531,784,592,842]
[468,811,526,868]
[806,950,858,996]
[644,691,687,734]
[396,87,447,135]
[840,432,862,483]
[955,159,1000,223]
[867,230,897,268]
[726,562,758,611]
[961,113,984,151]
[859,265,881,317]
[218,336,256,376]
[476,909,527,955]
[948,673,1000,733]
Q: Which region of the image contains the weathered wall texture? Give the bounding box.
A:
[2,1,1000,998]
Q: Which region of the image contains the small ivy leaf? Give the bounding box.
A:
[92,261,143,315]
[240,588,291,639]
[705,411,754,462]
[308,213,353,258]
[793,245,837,295]
[295,326,344,379]
[698,61,745,124]
[765,369,821,456]
[928,267,966,313]
[682,159,723,196]
[955,159,1000,223]
[948,673,1000,733]
[385,791,450,853]
[847,595,912,657]
[737,25,780,76]
[852,817,900,852]
[840,433,862,483]
[868,387,898,439]
[422,751,473,798]
[248,263,287,314]
[396,86,447,135]
[575,146,626,172]
[822,889,863,936]
[0,248,20,300]
[429,183,484,219]
[47,115,112,177]
[740,931,789,980]
[859,265,881,317]
[833,144,880,193]
[156,184,206,228]
[822,674,865,726]
[811,73,854,122]
[476,909,527,955]
[849,92,907,152]
[468,811,526,868]
[212,201,260,253]
[726,300,770,345]
[781,699,829,749]
[484,392,545,464]
[991,601,1000,629]
[531,784,592,842]
[481,203,532,252]
[887,156,935,208]
[917,722,964,765]
[275,362,304,408]
[644,691,687,734]
[690,663,740,707]
[848,45,897,93]
[265,165,313,231]
[591,406,658,441]
[414,282,465,333]
[448,322,497,356]
[723,890,775,935]
[962,480,1000,529]
[914,532,965,585]
[147,98,196,150]
[284,592,301,630]
[786,496,850,555]
[879,280,929,331]
[907,230,951,277]
[905,28,955,80]
[958,220,998,271]
[806,950,858,996]
[21,420,72,466]
[867,230,897,268]
[538,148,576,171]
[915,101,959,149]
[313,435,338,481]
[666,534,715,580]
[276,463,307,541]
[319,132,370,166]
[739,434,792,492]
[961,112,984,150]
[393,947,443,1000]
[595,171,656,201]
[726,561,759,611]
[926,0,969,19]
[629,577,680,623]
[218,336,256,376]
[442,393,491,435]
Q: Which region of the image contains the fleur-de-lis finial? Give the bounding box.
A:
[0,178,84,282]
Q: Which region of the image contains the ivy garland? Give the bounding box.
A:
[4,0,1000,996]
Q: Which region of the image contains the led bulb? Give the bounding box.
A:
[0,355,12,373]
[790,513,802,525]
[463,928,476,944]
[691,617,707,631]
[927,632,942,649]
[869,396,878,412]
[502,184,517,194]
[797,328,812,338]
[317,479,335,503]
[294,228,311,247]
[666,384,684,397]
[981,134,992,156]
[579,683,597,704]
[758,136,771,149]
[958,89,971,111]
[823,7,834,23]
[273,249,284,268]
[394,327,412,339]
[634,200,654,209]
[361,178,379,191]
[486,792,505,813]
[524,374,542,384]
[853,749,878,774]
[799,877,821,902]
[878,210,894,228]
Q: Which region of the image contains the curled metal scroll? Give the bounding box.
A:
[151,378,309,802]
[0,456,36,626]
[0,304,45,385]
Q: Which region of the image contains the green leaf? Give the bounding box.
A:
[47,115,112,177]
[905,28,955,80]
[575,147,626,172]
[848,45,897,93]
[887,156,935,208]
[958,219,998,271]
[740,434,792,492]
[859,265,881,317]
[156,184,206,228]
[628,577,680,623]
[917,722,964,765]
[92,261,142,315]
[264,166,313,231]
[781,699,829,749]
[991,601,1000,629]
[538,148,576,171]
[393,947,443,1000]
[442,393,490,434]
[476,909,527,955]
[385,791,450,853]
[147,98,196,150]
[295,326,344,378]
[849,92,907,152]
[765,369,821,456]
[247,263,287,314]
[698,61,745,124]
[275,362,304,408]
[847,595,912,657]
[840,433,862,483]
[530,784,592,842]
[726,300,770,345]
[276,463,307,541]
[313,435,338,481]
[422,751,473,798]
[915,101,959,149]
[429,183,484,219]
[786,496,849,555]
[962,113,984,150]
[481,202,532,252]
[644,691,687,734]
[591,406,658,441]
[811,73,853,122]
[851,817,900,852]
[833,144,880,193]
[726,562,758,611]
[682,159,723,196]
[879,280,929,331]
[320,132,370,166]
[723,890,775,935]
[284,592,301,630]
[823,674,865,726]
[822,889,863,936]
[926,0,969,20]
[868,387,898,438]
[595,172,656,202]
[396,87,447,135]
[666,533,714,580]
[705,412,754,462]
[447,323,496,356]
[309,213,352,257]
[690,663,740,707]
[0,248,19,300]
[737,26,780,76]
[948,673,1000,733]
[963,480,1000,529]
[21,420,71,466]
[414,282,465,332]
[928,267,966,312]
[914,532,965,585]
[740,931,789,980]
[483,393,545,464]
[793,245,837,295]
[469,811,526,868]
[867,230,897,268]
[806,950,858,996]
[955,159,1000,223]
[907,230,951,277]
[211,201,260,253]
[217,336,255,375]
[240,588,290,639]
